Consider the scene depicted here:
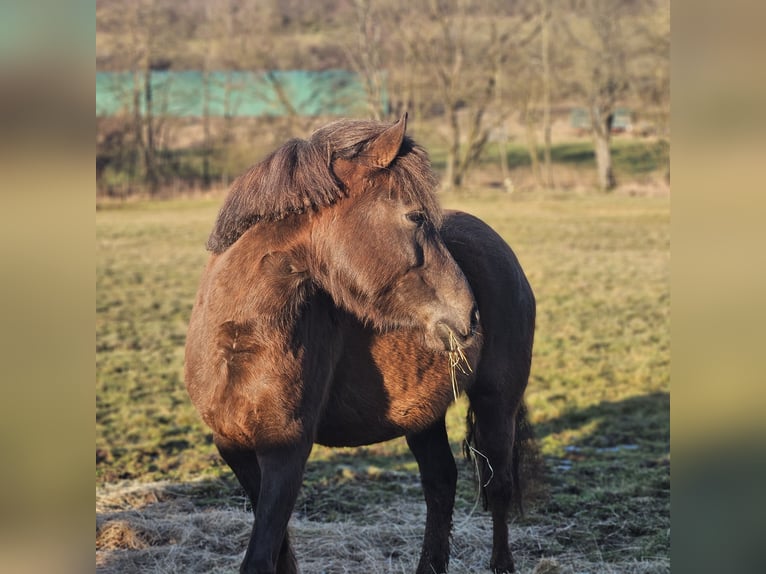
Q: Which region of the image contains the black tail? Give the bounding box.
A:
[465,400,541,515]
[511,401,541,515]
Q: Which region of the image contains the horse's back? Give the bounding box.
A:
[441,210,535,380]
[442,210,534,322]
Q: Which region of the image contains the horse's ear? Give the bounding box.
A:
[332,113,408,186]
[365,113,408,169]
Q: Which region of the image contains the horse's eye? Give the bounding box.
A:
[406,211,426,227]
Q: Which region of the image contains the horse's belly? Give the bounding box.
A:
[315,329,478,447]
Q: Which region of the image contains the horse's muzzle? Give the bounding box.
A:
[433,304,480,351]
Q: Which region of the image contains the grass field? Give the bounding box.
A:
[96,191,670,573]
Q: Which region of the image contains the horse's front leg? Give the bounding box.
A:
[406,417,457,574]
[237,441,311,574]
[215,439,300,574]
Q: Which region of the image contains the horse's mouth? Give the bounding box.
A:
[432,321,478,354]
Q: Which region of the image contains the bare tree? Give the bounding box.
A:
[344,0,388,120]
[226,0,327,138]
[477,1,561,191]
[561,0,639,191]
[631,0,670,181]
[198,0,266,185]
[540,0,554,188]
[98,0,181,193]
[501,4,547,190]
[131,0,173,193]
[395,0,518,191]
[527,0,569,189]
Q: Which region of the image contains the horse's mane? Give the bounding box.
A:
[206,119,441,253]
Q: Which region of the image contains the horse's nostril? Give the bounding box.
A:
[470,305,480,332]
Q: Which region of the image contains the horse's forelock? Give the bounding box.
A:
[207,119,442,253]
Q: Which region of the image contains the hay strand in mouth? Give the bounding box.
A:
[447,329,473,402]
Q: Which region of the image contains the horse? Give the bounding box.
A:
[184,114,536,574]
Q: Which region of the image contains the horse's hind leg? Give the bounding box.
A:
[215,438,300,574]
[406,417,457,574]
[466,390,523,574]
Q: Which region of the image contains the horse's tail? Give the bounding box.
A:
[464,399,542,516]
[511,400,540,515]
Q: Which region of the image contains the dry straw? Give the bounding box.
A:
[447,329,473,402]
[96,482,669,573]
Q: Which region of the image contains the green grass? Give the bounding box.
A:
[423,138,669,182]
[96,192,669,566]
[96,199,223,482]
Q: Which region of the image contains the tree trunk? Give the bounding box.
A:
[523,101,543,189]
[445,106,461,191]
[593,131,616,191]
[541,0,554,188]
[445,146,459,192]
[351,0,384,120]
[131,69,143,184]
[202,67,212,189]
[498,131,509,189]
[590,104,616,191]
[143,66,158,194]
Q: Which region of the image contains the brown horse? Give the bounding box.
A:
[184,114,535,574]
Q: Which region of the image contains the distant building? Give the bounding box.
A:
[570,108,633,134]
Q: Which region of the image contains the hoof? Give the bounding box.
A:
[490,555,515,574]
[416,559,448,574]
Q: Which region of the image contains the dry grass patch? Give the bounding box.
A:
[96,481,668,574]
